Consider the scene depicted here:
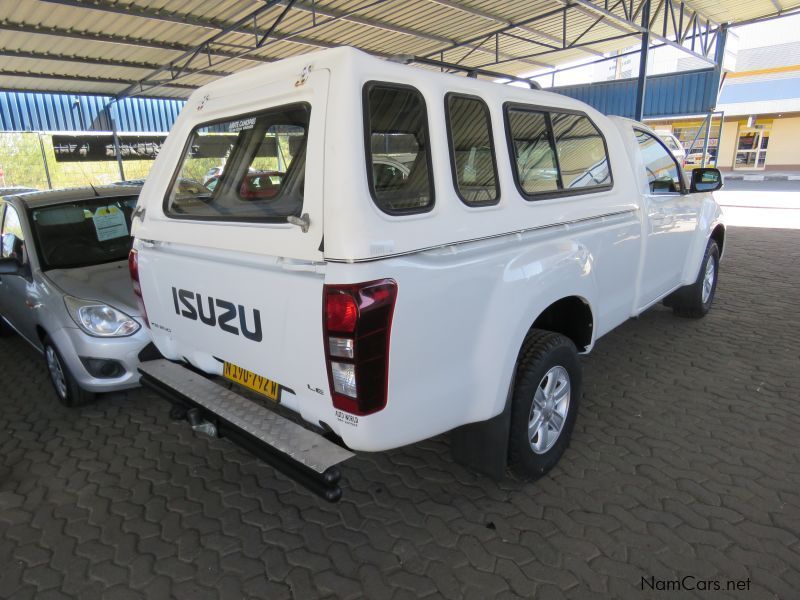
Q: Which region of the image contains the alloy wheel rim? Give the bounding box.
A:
[46,346,67,399]
[528,365,571,455]
[702,257,716,304]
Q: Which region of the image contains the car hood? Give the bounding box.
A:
[45,261,141,318]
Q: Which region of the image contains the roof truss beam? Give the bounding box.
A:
[37,0,555,71]
[569,0,718,64]
[422,5,573,64]
[36,0,337,53]
[277,0,554,68]
[0,49,235,80]
[0,21,196,54]
[115,0,291,97]
[426,0,605,57]
[0,69,193,90]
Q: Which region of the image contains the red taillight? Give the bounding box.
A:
[128,249,149,327]
[323,279,397,416]
[326,292,358,333]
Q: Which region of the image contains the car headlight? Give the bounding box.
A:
[64,296,141,337]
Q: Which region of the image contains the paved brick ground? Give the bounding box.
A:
[1,226,799,599]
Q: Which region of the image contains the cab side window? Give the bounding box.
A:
[635,130,683,194]
[551,113,611,190]
[1,205,26,264]
[506,108,559,195]
[506,105,613,199]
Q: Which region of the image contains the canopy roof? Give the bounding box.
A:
[1,0,796,98]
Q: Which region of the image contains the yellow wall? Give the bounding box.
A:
[718,121,739,170]
[766,116,800,169]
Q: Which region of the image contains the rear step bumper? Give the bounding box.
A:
[138,359,354,502]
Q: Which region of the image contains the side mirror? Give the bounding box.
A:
[0,256,22,276]
[690,168,723,193]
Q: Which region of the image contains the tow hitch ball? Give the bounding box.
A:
[170,404,217,437]
[187,408,218,437]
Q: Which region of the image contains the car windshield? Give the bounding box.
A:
[30,196,138,270]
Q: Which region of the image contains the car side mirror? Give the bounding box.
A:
[690,168,723,193]
[0,256,22,276]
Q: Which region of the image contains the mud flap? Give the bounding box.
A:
[449,373,515,480]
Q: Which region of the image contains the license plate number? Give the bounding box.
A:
[223,362,280,402]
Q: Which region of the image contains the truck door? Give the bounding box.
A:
[634,129,696,308]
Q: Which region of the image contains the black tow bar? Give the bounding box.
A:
[141,375,344,503]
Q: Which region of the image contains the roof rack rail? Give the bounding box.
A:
[387,55,541,90]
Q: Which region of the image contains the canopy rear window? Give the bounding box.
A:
[164,103,309,222]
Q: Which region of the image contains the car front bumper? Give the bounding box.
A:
[48,324,151,393]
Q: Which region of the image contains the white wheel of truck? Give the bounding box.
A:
[701,256,716,305]
[509,329,582,480]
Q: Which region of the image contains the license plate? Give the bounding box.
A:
[223,362,280,402]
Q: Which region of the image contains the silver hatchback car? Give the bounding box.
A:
[0,186,151,406]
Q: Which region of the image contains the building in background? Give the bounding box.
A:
[716,49,800,172]
[533,13,800,173]
[646,18,800,173]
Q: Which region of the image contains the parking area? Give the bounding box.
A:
[0,225,798,599]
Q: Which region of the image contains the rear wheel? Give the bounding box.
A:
[508,330,582,480]
[665,240,719,318]
[43,337,95,407]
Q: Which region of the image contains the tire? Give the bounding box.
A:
[665,240,720,319]
[43,337,95,407]
[508,329,582,481]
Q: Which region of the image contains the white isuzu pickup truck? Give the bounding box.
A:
[131,47,725,501]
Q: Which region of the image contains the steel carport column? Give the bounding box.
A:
[635,0,651,122]
[702,25,728,168]
[106,99,126,181]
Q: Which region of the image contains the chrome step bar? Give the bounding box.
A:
[139,359,354,502]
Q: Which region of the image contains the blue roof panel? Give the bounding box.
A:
[0,90,185,132]
[553,68,720,119]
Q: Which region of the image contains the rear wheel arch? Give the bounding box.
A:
[528,296,594,353]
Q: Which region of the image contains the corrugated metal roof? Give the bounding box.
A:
[1,0,794,99]
[0,90,184,131]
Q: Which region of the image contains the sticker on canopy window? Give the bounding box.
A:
[92,206,128,241]
[228,117,256,132]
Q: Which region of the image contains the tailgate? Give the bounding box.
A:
[136,242,329,419]
[132,66,332,419]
